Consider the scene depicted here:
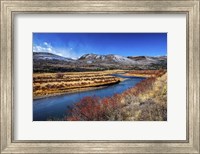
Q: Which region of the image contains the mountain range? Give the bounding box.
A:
[33,52,167,73]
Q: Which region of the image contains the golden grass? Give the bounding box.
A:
[33,70,126,99]
[64,70,167,121]
[116,70,167,121]
[124,69,166,77]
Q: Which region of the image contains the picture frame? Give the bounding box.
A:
[0,0,199,153]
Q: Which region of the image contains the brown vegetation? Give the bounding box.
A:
[65,69,167,121]
[33,70,125,99]
[124,69,166,77]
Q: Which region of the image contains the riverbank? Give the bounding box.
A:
[124,69,167,78]
[33,73,145,121]
[65,71,167,121]
[33,70,126,99]
[33,69,166,99]
[33,80,121,100]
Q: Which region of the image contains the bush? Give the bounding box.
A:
[66,96,102,121]
[65,96,123,121]
[136,100,167,121]
[65,72,167,121]
[56,73,64,79]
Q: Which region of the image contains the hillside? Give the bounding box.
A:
[33,52,74,61]
[79,53,137,65]
[65,70,167,121]
[33,52,167,72]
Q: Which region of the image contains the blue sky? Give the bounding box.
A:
[33,33,167,59]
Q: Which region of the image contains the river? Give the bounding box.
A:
[33,74,145,121]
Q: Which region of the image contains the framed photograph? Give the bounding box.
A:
[33,32,167,121]
[1,0,199,153]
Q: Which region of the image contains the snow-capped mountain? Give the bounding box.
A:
[33,52,74,62]
[33,52,167,73]
[79,54,137,65]
[127,56,167,65]
[79,54,166,66]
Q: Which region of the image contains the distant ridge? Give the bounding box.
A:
[33,52,167,73]
[79,53,137,65]
[79,53,166,65]
[33,52,74,62]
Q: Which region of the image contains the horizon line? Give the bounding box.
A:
[33,51,167,59]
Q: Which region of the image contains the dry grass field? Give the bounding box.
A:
[65,69,167,121]
[124,69,166,77]
[33,70,126,99]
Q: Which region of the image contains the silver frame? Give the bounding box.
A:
[0,0,199,153]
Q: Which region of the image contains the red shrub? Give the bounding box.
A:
[66,96,102,121]
[65,71,166,121]
[65,96,121,121]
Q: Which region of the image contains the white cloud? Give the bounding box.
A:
[33,42,54,53]
[43,42,48,46]
[43,42,52,48]
[33,45,51,53]
[33,41,60,57]
[55,48,81,59]
[33,42,83,59]
[47,47,52,52]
